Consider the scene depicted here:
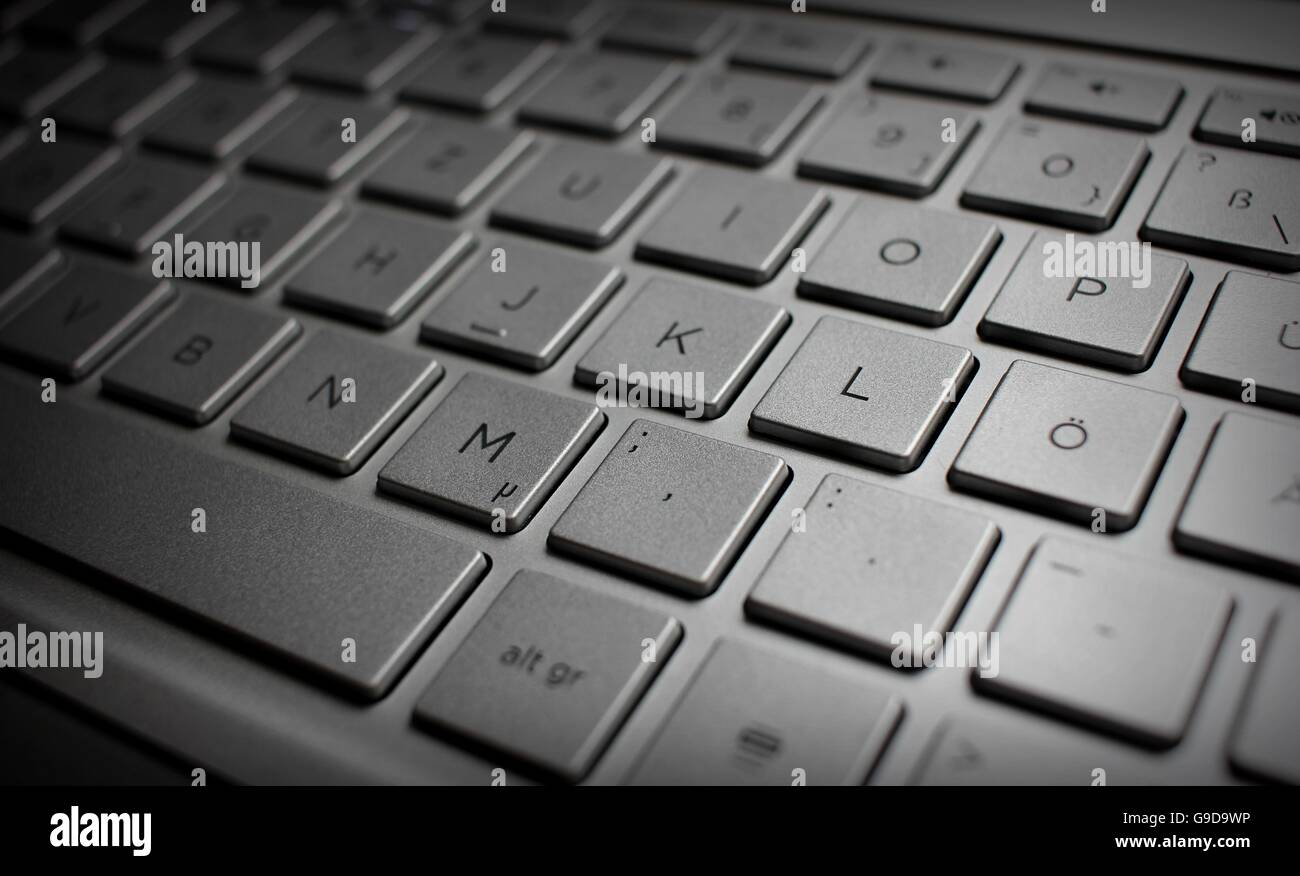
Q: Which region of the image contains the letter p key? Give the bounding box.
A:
[1067,277,1107,301]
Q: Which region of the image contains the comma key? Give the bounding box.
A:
[415,570,681,782]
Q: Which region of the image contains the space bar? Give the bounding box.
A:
[0,374,487,700]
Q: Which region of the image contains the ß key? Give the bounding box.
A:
[231,330,442,475]
[195,5,335,76]
[0,372,487,700]
[799,198,1000,326]
[978,231,1190,372]
[1180,271,1300,413]
[1174,412,1300,581]
[602,6,731,57]
[421,241,621,371]
[416,570,681,782]
[1141,146,1300,271]
[975,537,1232,747]
[628,639,902,786]
[0,261,173,381]
[379,372,604,533]
[747,474,999,663]
[949,360,1182,530]
[750,316,976,472]
[574,277,790,420]
[798,94,979,198]
[962,119,1148,231]
[284,206,474,328]
[636,167,828,285]
[550,419,788,596]
[490,142,673,248]
[102,292,300,425]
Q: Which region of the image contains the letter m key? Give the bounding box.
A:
[460,422,516,463]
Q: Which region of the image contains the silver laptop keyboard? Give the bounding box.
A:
[0,0,1297,785]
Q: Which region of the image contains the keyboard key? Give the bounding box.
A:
[1025,64,1181,132]
[747,474,999,662]
[1174,412,1300,580]
[800,199,1000,326]
[1196,87,1300,158]
[655,70,822,166]
[602,6,730,57]
[751,316,975,472]
[401,34,553,113]
[379,372,603,532]
[486,0,603,38]
[52,61,194,137]
[196,5,335,75]
[0,48,99,117]
[184,181,342,288]
[962,118,1149,231]
[0,261,172,380]
[249,97,408,186]
[0,234,62,304]
[1231,608,1300,784]
[636,168,828,285]
[518,51,680,137]
[629,639,901,785]
[145,77,297,160]
[1141,146,1300,271]
[1181,271,1299,412]
[362,118,533,216]
[399,0,488,25]
[421,241,621,371]
[289,17,438,91]
[871,40,1018,103]
[978,231,1190,372]
[549,419,787,596]
[105,0,238,59]
[102,292,300,425]
[0,372,486,699]
[231,329,440,475]
[0,135,120,227]
[415,570,680,782]
[24,0,144,45]
[976,537,1232,747]
[490,142,673,247]
[61,155,225,256]
[911,716,1138,786]
[284,206,474,327]
[574,277,789,419]
[949,360,1181,530]
[730,19,870,79]
[798,93,978,197]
